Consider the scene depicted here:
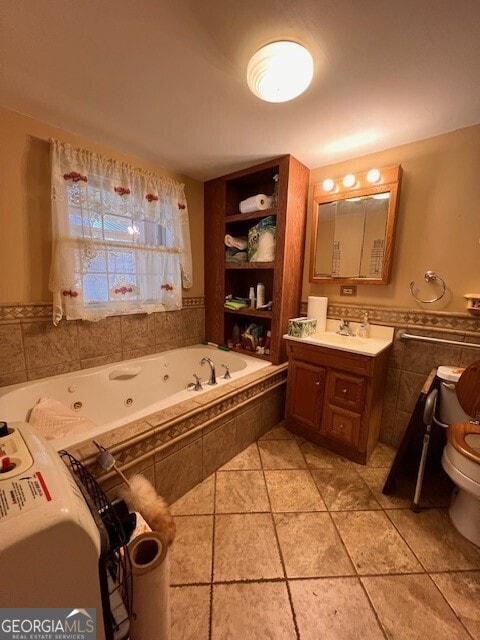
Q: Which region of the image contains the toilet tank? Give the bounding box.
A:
[437,366,471,425]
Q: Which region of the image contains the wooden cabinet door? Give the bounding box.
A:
[286,359,325,430]
[322,404,362,448]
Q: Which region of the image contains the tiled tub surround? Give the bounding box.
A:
[300,302,480,447]
[0,299,205,387]
[67,364,287,504]
[0,345,271,451]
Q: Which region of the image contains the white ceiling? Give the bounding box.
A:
[1,0,480,181]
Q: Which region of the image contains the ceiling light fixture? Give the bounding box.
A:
[247,41,314,103]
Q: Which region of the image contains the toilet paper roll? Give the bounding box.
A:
[239,194,272,213]
[307,296,328,333]
[129,532,171,640]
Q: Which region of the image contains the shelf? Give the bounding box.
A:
[224,308,272,319]
[204,154,309,365]
[225,262,275,270]
[225,208,276,223]
[229,346,272,361]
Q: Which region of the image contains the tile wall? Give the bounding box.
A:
[0,298,205,386]
[3,299,480,451]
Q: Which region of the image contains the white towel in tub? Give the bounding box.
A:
[29,396,96,440]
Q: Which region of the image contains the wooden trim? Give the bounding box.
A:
[310,165,402,286]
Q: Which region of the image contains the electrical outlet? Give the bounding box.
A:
[340,285,357,296]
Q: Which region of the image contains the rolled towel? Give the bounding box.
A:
[225,234,247,250]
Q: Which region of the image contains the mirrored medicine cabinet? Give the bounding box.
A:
[310,165,402,285]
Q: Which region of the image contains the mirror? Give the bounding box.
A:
[310,165,402,285]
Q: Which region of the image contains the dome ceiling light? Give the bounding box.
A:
[247,41,314,103]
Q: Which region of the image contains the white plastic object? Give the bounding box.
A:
[256,282,265,308]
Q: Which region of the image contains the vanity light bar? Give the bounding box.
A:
[321,167,384,193]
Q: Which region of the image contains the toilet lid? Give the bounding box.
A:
[456,360,480,421]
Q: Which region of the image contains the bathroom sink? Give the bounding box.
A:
[284,319,394,357]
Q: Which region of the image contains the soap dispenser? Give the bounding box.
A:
[357,312,370,338]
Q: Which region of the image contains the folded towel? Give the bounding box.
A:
[226,250,247,263]
[224,300,249,310]
[29,396,97,440]
[225,234,248,250]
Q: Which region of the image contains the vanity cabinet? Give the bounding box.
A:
[285,340,391,463]
[204,155,309,364]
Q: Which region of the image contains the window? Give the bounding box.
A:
[49,140,192,324]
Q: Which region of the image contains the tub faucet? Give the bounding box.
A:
[337,319,355,336]
[200,356,217,385]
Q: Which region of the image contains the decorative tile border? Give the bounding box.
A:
[0,297,205,323]
[72,365,288,477]
[300,301,480,334]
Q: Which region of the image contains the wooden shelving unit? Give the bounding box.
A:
[204,155,309,364]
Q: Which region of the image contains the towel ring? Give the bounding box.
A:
[409,270,446,303]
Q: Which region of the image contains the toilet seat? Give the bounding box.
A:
[447,422,480,465]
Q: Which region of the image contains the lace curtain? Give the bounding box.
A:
[49,139,192,324]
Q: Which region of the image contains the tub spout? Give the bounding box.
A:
[200,356,217,385]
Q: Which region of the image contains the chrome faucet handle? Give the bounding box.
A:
[193,373,203,391]
[221,364,231,379]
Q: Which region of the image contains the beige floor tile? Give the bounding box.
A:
[312,468,381,511]
[356,467,426,509]
[430,571,480,639]
[170,474,215,515]
[170,585,210,640]
[219,443,262,470]
[214,513,283,581]
[211,582,296,640]
[170,515,213,584]
[387,508,480,571]
[289,577,385,640]
[260,424,295,439]
[274,512,354,578]
[215,470,269,513]
[265,470,327,512]
[300,440,353,469]
[364,442,397,468]
[332,511,423,575]
[258,439,307,469]
[362,574,472,640]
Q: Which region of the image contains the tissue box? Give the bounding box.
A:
[287,317,317,338]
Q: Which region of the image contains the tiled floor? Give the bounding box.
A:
[168,425,480,640]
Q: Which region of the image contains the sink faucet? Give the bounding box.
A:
[337,319,355,336]
[200,356,217,385]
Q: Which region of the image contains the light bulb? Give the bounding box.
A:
[367,168,381,184]
[343,173,356,188]
[322,178,335,192]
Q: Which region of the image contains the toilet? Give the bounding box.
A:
[436,364,480,547]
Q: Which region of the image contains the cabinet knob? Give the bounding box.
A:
[339,423,345,429]
[315,381,322,386]
[342,388,348,394]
